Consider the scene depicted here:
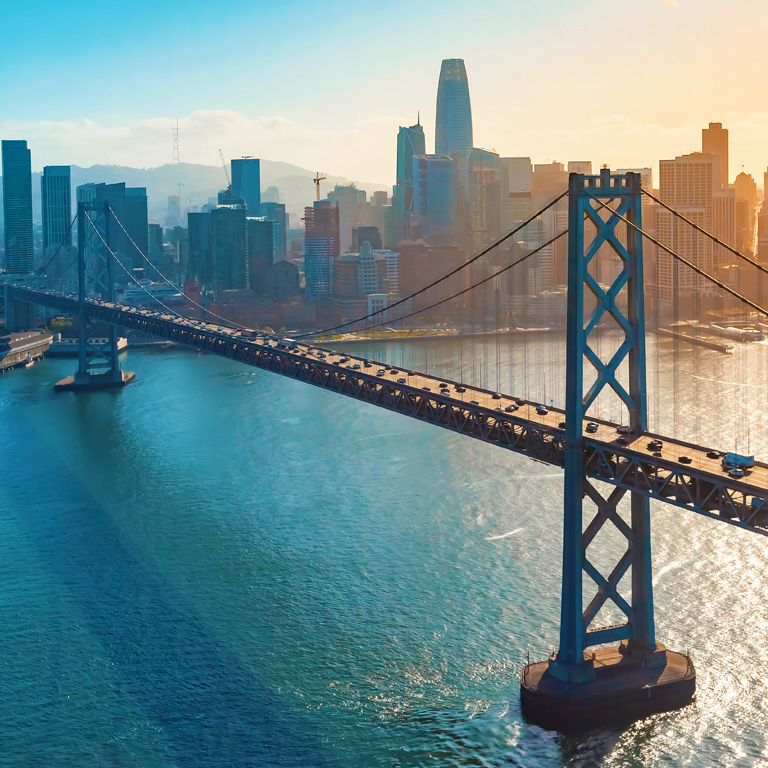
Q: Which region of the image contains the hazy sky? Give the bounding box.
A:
[3,0,768,186]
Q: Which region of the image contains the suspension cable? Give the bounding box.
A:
[303,230,568,339]
[298,189,569,339]
[81,209,190,320]
[36,214,77,277]
[106,204,244,329]
[586,193,768,320]
[642,188,768,278]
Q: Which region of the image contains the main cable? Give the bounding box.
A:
[36,213,77,277]
[586,193,768,320]
[106,204,244,329]
[298,189,569,339]
[642,188,768,278]
[81,209,190,320]
[301,230,568,339]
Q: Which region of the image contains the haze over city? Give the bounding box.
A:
[5,1,768,765]
[4,0,768,183]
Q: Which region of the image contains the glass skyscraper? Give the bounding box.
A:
[41,165,72,250]
[2,140,34,275]
[435,59,473,159]
[396,120,425,186]
[231,158,261,214]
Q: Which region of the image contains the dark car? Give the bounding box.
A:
[586,422,598,433]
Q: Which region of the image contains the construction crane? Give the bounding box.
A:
[313,172,326,202]
[219,149,230,188]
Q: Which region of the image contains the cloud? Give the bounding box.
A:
[0,110,406,185]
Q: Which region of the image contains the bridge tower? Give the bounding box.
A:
[54,202,134,392]
[520,170,695,731]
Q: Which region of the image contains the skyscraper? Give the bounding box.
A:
[412,155,456,243]
[396,120,426,186]
[304,200,340,299]
[435,59,473,158]
[231,158,261,214]
[2,140,34,275]
[41,165,72,250]
[702,122,729,188]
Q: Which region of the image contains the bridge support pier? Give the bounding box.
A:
[520,171,695,732]
[3,286,37,332]
[54,202,134,393]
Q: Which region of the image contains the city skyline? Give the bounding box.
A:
[3,0,768,185]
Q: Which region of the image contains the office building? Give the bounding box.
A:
[41,165,72,252]
[352,226,382,251]
[656,152,718,302]
[247,217,279,294]
[501,157,533,194]
[260,202,287,262]
[468,148,502,247]
[262,186,280,204]
[304,200,340,299]
[412,155,456,243]
[76,182,149,269]
[327,184,362,253]
[702,122,729,188]
[435,59,473,159]
[2,140,34,275]
[187,211,212,284]
[397,119,426,185]
[210,205,248,293]
[231,158,261,213]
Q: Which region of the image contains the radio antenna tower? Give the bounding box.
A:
[172,119,180,164]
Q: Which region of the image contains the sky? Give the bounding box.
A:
[2,0,768,186]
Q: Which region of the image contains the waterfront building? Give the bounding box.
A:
[304,200,340,299]
[41,165,72,253]
[231,158,261,214]
[2,140,34,275]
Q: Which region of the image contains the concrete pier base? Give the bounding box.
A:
[520,642,695,733]
[54,370,135,392]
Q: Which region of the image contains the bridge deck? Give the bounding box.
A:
[7,284,768,536]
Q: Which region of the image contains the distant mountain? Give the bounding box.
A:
[22,161,388,227]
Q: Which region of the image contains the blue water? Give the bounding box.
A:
[2,344,768,767]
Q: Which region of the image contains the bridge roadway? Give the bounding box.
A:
[7,283,768,536]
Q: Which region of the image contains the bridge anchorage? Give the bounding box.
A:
[54,202,134,392]
[520,170,695,732]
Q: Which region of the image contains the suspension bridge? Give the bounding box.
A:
[3,169,768,732]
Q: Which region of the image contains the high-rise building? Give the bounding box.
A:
[187,211,212,284]
[352,225,382,251]
[327,184,362,253]
[412,155,456,244]
[501,157,533,194]
[76,182,149,270]
[393,119,426,243]
[656,152,719,302]
[2,140,34,275]
[260,202,287,262]
[247,217,278,293]
[231,158,261,214]
[435,59,473,159]
[210,205,248,293]
[41,165,72,251]
[702,122,729,188]
[468,148,502,247]
[734,171,758,256]
[396,119,426,186]
[304,200,340,299]
[435,59,473,219]
[166,195,181,228]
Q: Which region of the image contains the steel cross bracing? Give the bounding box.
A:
[4,280,768,536]
[76,203,123,382]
